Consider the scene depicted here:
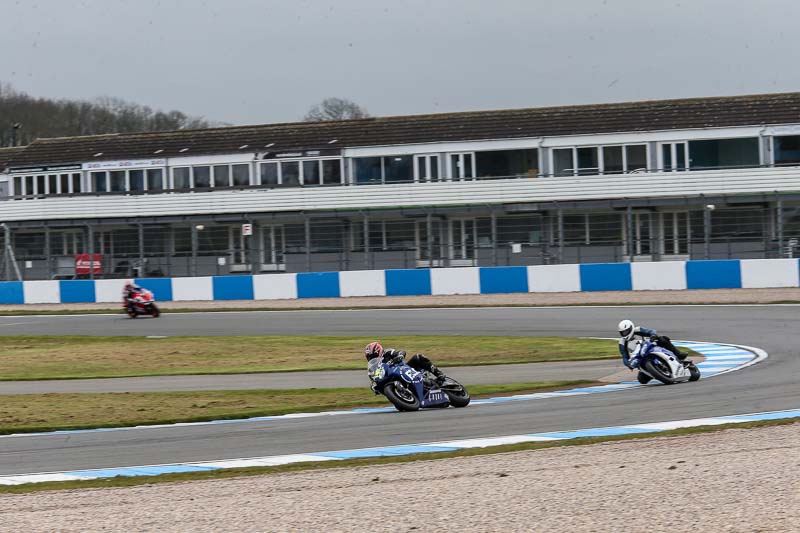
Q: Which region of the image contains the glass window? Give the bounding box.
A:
[588,213,622,244]
[147,168,163,191]
[281,161,300,186]
[354,157,382,184]
[36,175,46,195]
[775,135,800,165]
[24,176,33,195]
[602,146,623,174]
[129,169,145,191]
[72,174,82,193]
[303,160,321,185]
[48,175,57,194]
[260,162,278,185]
[689,138,759,169]
[213,165,230,187]
[577,147,599,175]
[384,155,412,183]
[232,164,250,186]
[476,149,538,178]
[626,145,647,172]
[710,209,764,240]
[553,149,573,177]
[322,159,341,185]
[109,171,126,192]
[92,171,108,192]
[60,174,70,194]
[496,216,542,244]
[563,214,587,243]
[173,167,190,190]
[384,220,415,250]
[13,176,22,196]
[193,166,211,188]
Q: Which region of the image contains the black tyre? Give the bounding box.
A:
[127,309,137,318]
[688,363,701,382]
[383,381,420,412]
[643,357,675,385]
[149,304,161,318]
[441,378,471,408]
[636,371,652,385]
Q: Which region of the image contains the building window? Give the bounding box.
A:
[129,169,145,191]
[92,171,108,193]
[193,166,211,188]
[321,159,342,185]
[147,169,164,191]
[553,149,574,177]
[354,157,383,184]
[232,164,250,186]
[384,156,413,183]
[774,135,800,166]
[475,149,538,178]
[689,138,759,169]
[173,167,190,190]
[281,161,301,186]
[213,165,230,187]
[109,171,126,192]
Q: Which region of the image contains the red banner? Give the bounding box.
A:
[75,254,102,275]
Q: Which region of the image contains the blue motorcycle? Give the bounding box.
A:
[367,354,470,411]
[632,337,700,385]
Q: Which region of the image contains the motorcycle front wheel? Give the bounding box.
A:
[383,381,420,412]
[440,378,471,408]
[643,357,675,385]
[149,304,161,318]
[688,363,701,382]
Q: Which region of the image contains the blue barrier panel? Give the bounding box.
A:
[385,269,432,296]
[579,263,632,292]
[212,275,254,300]
[134,278,173,302]
[0,281,24,304]
[297,272,341,298]
[479,266,528,294]
[59,280,96,303]
[686,260,742,289]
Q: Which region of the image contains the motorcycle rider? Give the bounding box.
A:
[617,319,688,369]
[122,279,142,314]
[364,342,447,383]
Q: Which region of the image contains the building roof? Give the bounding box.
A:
[5,92,800,168]
[0,146,26,168]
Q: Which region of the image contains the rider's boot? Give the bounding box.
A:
[430,364,447,384]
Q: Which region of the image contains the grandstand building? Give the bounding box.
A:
[1,92,800,280]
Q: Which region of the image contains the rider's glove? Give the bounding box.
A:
[627,356,640,369]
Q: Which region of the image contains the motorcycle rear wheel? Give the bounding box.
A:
[383,381,420,412]
[643,358,675,385]
[440,378,471,408]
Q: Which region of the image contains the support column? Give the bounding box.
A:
[703,206,712,260]
[490,211,497,266]
[626,206,634,261]
[427,213,434,266]
[138,223,145,278]
[776,196,784,258]
[87,225,95,280]
[190,224,199,277]
[3,224,11,281]
[44,226,52,280]
[363,215,370,269]
[556,209,564,264]
[250,220,261,274]
[304,216,311,272]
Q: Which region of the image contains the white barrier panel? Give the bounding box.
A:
[631,261,687,291]
[253,273,298,300]
[172,276,214,301]
[22,280,61,304]
[339,270,386,297]
[430,267,481,295]
[528,264,581,292]
[740,258,800,288]
[94,279,124,303]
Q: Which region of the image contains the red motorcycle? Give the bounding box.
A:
[123,288,160,318]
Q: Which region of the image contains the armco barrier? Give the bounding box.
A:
[4,258,800,305]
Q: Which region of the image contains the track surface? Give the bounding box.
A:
[0,306,797,476]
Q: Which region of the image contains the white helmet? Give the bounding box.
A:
[618,319,635,341]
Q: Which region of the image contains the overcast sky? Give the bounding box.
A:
[2,0,799,125]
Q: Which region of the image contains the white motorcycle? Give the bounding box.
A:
[632,337,700,385]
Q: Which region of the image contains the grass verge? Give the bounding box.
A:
[0,335,620,380]
[0,381,596,435]
[2,417,796,494]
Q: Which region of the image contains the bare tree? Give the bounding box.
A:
[304,97,370,122]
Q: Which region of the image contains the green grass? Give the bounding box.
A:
[0,381,595,435]
[0,335,619,380]
[2,417,795,494]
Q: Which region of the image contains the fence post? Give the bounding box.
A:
[703,206,712,260]
[138,223,145,277]
[3,224,11,281]
[776,196,784,258]
[87,225,95,280]
[427,213,434,267]
[190,224,198,277]
[626,206,634,260]
[363,214,370,269]
[557,209,564,264]
[44,226,51,280]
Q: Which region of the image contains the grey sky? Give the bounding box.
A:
[2,0,798,125]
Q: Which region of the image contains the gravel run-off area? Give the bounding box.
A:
[2,287,800,312]
[2,423,798,532]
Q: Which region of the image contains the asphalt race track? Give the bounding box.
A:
[0,305,797,476]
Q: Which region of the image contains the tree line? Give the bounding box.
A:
[0,82,214,147]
